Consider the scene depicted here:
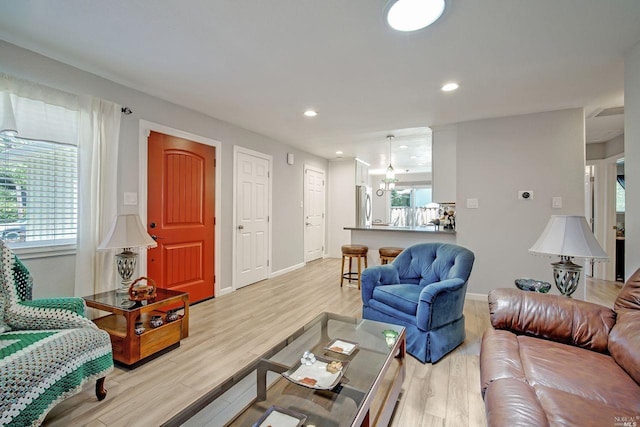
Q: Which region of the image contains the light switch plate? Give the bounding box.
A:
[466,198,479,209]
[124,192,138,206]
[552,196,562,209]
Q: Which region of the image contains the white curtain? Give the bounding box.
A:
[75,97,121,297]
[0,72,121,297]
[0,73,79,140]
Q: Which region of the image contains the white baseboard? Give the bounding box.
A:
[466,292,488,302]
[270,262,306,278]
[217,287,234,297]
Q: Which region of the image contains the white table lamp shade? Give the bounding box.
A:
[529,215,608,259]
[98,214,157,250]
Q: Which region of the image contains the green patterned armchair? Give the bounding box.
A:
[0,240,114,426]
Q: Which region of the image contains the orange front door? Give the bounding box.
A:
[147,131,215,303]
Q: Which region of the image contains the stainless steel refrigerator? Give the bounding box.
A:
[356,185,372,227]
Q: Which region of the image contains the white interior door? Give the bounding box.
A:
[304,166,325,262]
[235,149,270,288]
[589,159,618,281]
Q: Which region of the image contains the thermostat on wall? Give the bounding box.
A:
[518,190,534,200]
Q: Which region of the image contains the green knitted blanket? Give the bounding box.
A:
[0,329,113,426]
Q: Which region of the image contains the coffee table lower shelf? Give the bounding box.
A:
[228,356,404,427]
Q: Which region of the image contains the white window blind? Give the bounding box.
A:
[0,135,78,246]
[1,74,81,249]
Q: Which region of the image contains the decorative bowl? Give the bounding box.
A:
[515,278,552,293]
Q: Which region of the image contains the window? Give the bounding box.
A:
[616,175,625,213]
[390,186,440,227]
[2,75,81,250]
[0,135,77,246]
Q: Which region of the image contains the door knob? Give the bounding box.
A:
[151,235,164,241]
[306,222,312,226]
[238,225,244,230]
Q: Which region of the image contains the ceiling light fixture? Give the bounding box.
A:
[386,0,446,32]
[441,82,459,92]
[376,135,400,196]
[304,110,318,117]
[336,151,343,155]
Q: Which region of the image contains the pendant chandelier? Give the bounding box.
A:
[378,134,399,195]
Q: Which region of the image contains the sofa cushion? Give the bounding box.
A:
[484,379,550,427]
[368,299,418,326]
[480,329,526,396]
[489,288,616,353]
[609,310,640,386]
[614,268,640,311]
[372,284,422,315]
[535,383,640,426]
[518,335,640,411]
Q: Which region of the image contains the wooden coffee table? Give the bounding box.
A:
[84,288,189,367]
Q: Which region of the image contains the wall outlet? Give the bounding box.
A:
[518,190,534,200]
[552,196,562,209]
[466,198,479,209]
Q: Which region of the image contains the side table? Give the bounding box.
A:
[84,288,189,367]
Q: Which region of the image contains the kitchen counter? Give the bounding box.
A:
[344,225,456,234]
[345,225,457,266]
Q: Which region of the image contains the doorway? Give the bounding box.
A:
[586,157,620,281]
[304,165,326,262]
[234,146,272,289]
[147,131,216,303]
[138,121,222,300]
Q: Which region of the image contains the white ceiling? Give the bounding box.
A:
[1,0,639,173]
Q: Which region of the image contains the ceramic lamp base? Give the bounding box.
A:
[551,256,582,297]
[115,249,137,293]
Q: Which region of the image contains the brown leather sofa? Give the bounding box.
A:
[480,269,640,426]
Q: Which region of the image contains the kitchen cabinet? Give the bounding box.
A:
[356,159,369,186]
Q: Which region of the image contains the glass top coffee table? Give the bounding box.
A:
[163,312,405,427]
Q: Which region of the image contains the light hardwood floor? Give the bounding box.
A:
[44,259,620,427]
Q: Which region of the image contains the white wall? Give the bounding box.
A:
[455,109,587,297]
[432,126,457,203]
[0,40,328,297]
[586,134,624,161]
[625,41,640,278]
[327,159,356,258]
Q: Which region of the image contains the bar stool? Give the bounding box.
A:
[379,247,403,265]
[341,244,368,289]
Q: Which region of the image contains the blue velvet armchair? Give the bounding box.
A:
[361,243,475,363]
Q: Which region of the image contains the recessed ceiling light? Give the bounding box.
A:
[411,156,417,159]
[336,151,343,155]
[387,0,446,32]
[441,82,459,92]
[304,110,318,117]
[399,145,408,149]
